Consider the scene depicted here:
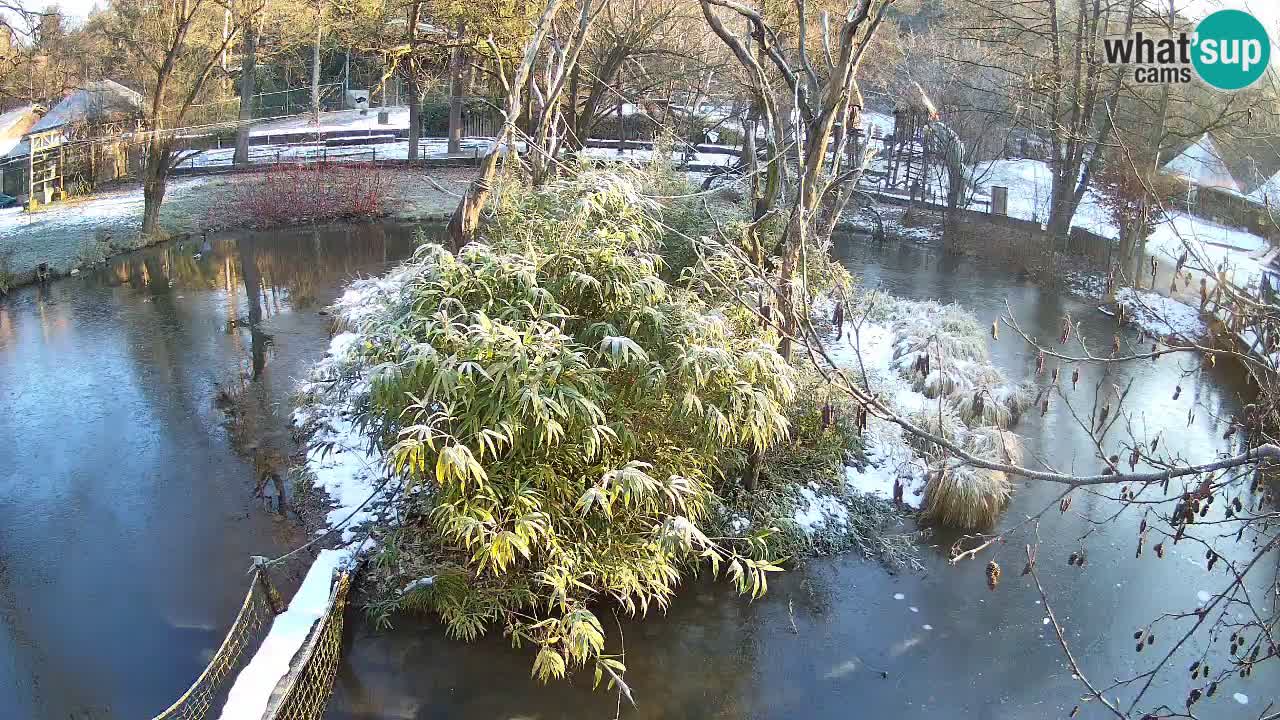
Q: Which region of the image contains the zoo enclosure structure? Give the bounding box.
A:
[7,80,148,207]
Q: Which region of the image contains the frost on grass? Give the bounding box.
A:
[821,295,1028,529]
[1116,287,1208,342]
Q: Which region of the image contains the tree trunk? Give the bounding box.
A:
[1132,0,1174,291]
[775,215,803,361]
[310,0,322,127]
[1045,173,1076,245]
[565,64,581,149]
[616,99,624,153]
[407,71,420,161]
[448,20,466,155]
[234,21,257,166]
[446,0,566,248]
[142,155,168,238]
[742,448,762,491]
[448,132,504,249]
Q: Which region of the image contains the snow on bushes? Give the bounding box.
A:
[888,301,1032,426]
[304,167,804,686]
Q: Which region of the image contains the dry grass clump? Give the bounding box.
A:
[888,299,1030,430]
[949,369,1033,428]
[907,406,1025,530]
[921,462,1013,529]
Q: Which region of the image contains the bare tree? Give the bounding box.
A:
[233,0,264,165]
[102,0,249,236]
[446,0,566,248]
[527,0,597,185]
[447,18,465,154]
[310,0,323,126]
[699,0,893,358]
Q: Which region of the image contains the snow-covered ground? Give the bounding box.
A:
[580,145,737,168]
[819,315,930,511]
[248,107,413,137]
[963,157,1272,292]
[0,175,223,279]
[856,111,1273,293]
[174,133,739,172]
[289,267,416,540]
[861,110,896,139]
[1116,287,1209,341]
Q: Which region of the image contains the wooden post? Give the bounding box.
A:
[27,143,34,210]
[991,186,1009,216]
[255,564,285,615]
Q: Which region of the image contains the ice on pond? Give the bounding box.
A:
[1197,590,1211,604]
[1234,693,1249,705]
[909,606,919,613]
[922,624,933,631]
[893,593,905,600]
[1042,617,1051,625]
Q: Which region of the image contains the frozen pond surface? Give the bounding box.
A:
[325,234,1276,720]
[0,223,423,719]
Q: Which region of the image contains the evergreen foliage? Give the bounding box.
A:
[355,167,797,684]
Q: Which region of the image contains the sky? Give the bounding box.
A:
[20,0,1280,28]
[17,0,1280,45]
[1183,0,1280,30]
[28,0,99,22]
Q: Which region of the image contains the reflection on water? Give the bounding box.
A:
[0,222,425,719]
[327,234,1275,720]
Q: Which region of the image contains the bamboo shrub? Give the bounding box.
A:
[354,169,796,686]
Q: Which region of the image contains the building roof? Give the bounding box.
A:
[1161,130,1280,198]
[28,80,145,134]
[1162,133,1242,192]
[1247,169,1280,206]
[0,105,40,158]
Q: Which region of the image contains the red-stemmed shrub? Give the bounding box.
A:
[214,162,390,228]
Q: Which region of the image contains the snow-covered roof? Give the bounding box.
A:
[1162,133,1242,192]
[1247,168,1280,206]
[29,80,144,133]
[0,105,40,157]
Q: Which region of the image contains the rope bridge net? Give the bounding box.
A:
[150,569,282,720]
[262,571,353,720]
[150,566,354,720]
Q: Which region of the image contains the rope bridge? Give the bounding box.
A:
[151,565,353,720]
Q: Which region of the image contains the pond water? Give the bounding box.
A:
[326,234,1276,719]
[0,223,421,719]
[1,226,1271,719]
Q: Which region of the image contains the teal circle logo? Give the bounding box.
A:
[1192,9,1270,90]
